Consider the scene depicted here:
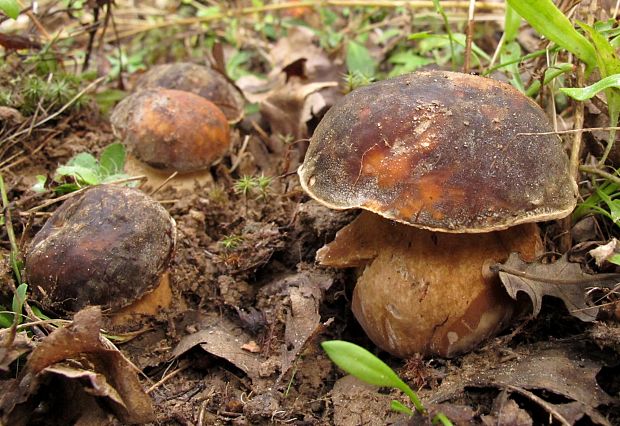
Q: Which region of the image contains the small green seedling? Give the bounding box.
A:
[322,340,452,425]
[220,234,244,250]
[0,283,28,328]
[33,142,131,195]
[233,174,273,199]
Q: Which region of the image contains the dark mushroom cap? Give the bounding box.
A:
[111,89,230,172]
[135,62,245,123]
[298,71,577,233]
[25,185,176,312]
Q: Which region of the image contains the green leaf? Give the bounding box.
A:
[55,165,101,185]
[99,143,126,175]
[387,51,432,77]
[390,400,413,416]
[525,63,574,97]
[11,283,27,325]
[560,74,620,100]
[322,340,425,413]
[506,0,596,71]
[346,40,376,78]
[501,41,525,92]
[608,253,620,266]
[66,152,98,170]
[503,5,521,43]
[31,175,47,193]
[0,311,12,328]
[0,0,19,19]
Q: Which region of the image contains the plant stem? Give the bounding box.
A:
[580,165,620,187]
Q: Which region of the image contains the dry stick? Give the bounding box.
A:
[462,0,476,73]
[100,0,505,41]
[558,65,585,252]
[517,126,620,136]
[149,171,178,196]
[22,176,147,215]
[147,361,190,394]
[504,385,571,426]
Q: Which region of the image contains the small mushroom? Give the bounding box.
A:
[135,62,245,123]
[25,185,176,319]
[111,88,230,190]
[298,71,577,357]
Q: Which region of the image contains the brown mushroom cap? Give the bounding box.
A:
[25,185,176,312]
[318,211,542,358]
[298,71,576,233]
[135,63,245,123]
[111,88,230,173]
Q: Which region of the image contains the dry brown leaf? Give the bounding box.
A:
[0,307,154,425]
[588,239,619,266]
[0,332,33,372]
[171,318,269,382]
[432,342,614,426]
[496,253,620,321]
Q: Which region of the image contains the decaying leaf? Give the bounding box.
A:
[171,317,272,382]
[0,307,154,425]
[496,253,620,321]
[432,342,615,425]
[0,332,33,371]
[588,238,620,266]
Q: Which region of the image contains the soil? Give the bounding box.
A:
[1,3,619,425]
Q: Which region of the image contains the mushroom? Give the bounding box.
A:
[25,185,176,322]
[135,62,245,123]
[298,71,577,357]
[111,88,230,190]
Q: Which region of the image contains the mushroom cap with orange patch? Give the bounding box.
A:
[298,71,577,233]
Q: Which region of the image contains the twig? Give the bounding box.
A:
[147,172,178,196]
[23,176,147,214]
[463,0,476,73]
[516,126,620,136]
[147,361,190,394]
[100,1,505,41]
[503,385,571,426]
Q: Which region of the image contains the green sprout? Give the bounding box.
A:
[322,340,452,425]
[220,234,244,250]
[233,174,273,199]
[234,175,256,197]
[33,142,132,195]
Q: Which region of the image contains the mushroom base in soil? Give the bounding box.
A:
[318,211,542,358]
[123,153,215,192]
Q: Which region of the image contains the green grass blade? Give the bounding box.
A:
[503,4,521,43]
[525,63,574,97]
[560,73,620,100]
[506,0,596,71]
[390,400,413,416]
[322,340,425,414]
[11,283,27,325]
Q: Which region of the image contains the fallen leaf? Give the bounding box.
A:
[171,318,269,382]
[432,342,614,426]
[588,238,619,266]
[0,32,41,50]
[0,332,33,371]
[0,307,154,425]
[495,253,620,321]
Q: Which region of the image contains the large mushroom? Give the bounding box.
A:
[298,71,577,358]
[25,185,176,323]
[111,88,230,190]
